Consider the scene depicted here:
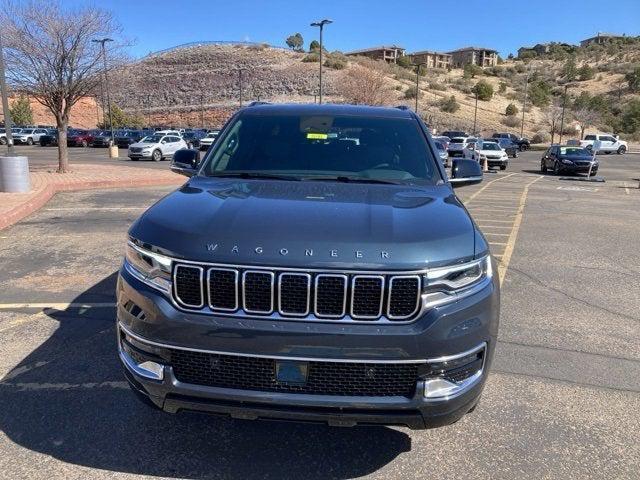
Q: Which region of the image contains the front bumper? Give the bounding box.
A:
[560,164,598,174]
[128,152,153,159]
[117,262,499,429]
[486,158,508,167]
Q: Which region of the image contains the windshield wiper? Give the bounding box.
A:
[303,176,402,185]
[208,172,300,181]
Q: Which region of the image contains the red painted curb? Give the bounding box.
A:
[0,177,183,231]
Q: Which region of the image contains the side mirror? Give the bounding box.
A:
[171,149,200,177]
[449,159,483,187]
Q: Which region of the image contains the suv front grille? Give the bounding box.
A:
[170,349,419,397]
[172,263,423,322]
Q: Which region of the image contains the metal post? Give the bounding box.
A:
[473,91,478,135]
[559,84,568,145]
[0,30,16,156]
[412,63,426,114]
[311,19,332,105]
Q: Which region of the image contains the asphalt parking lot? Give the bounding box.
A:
[0,150,639,479]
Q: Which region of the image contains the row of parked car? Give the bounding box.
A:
[0,126,221,162]
[430,132,528,171]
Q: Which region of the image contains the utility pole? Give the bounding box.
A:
[0,30,15,156]
[200,94,204,128]
[310,19,333,104]
[559,84,569,144]
[520,71,529,138]
[412,62,426,114]
[237,68,244,107]
[145,94,150,127]
[473,91,479,135]
[93,38,114,144]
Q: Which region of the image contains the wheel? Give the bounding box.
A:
[553,161,560,175]
[152,149,162,162]
[500,165,506,170]
[81,139,88,147]
[617,146,626,154]
[129,157,138,161]
[541,161,547,173]
[589,171,597,177]
[605,151,611,155]
[26,137,33,145]
[187,142,193,149]
[0,137,6,145]
[513,151,518,158]
[586,145,593,153]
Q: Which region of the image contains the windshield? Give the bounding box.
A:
[21,129,34,134]
[560,147,590,156]
[450,138,465,144]
[482,142,501,150]
[141,135,163,143]
[434,141,445,151]
[202,113,439,184]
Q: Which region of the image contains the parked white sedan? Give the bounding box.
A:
[128,134,188,162]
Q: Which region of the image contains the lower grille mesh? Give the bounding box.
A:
[171,349,419,397]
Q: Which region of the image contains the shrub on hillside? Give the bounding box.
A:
[528,80,552,107]
[396,55,413,69]
[302,53,319,63]
[428,81,446,91]
[472,80,494,101]
[463,63,482,79]
[340,65,391,106]
[578,64,595,81]
[439,95,459,113]
[501,116,520,128]
[498,82,507,94]
[324,56,346,70]
[404,85,419,99]
[505,103,519,116]
[531,131,549,144]
[626,66,640,92]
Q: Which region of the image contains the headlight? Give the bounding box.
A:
[124,241,172,294]
[561,159,573,165]
[423,255,492,308]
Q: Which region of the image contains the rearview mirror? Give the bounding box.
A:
[171,149,200,177]
[449,159,483,187]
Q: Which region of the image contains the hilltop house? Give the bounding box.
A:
[447,47,498,68]
[580,32,626,47]
[407,50,452,69]
[344,45,406,64]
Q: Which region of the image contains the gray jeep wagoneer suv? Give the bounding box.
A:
[117,103,499,429]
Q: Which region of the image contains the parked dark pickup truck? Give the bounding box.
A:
[116,130,144,148]
[39,129,59,146]
[118,103,499,430]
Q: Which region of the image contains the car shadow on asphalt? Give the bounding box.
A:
[0,272,411,479]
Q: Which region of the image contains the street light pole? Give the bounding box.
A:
[473,91,479,135]
[93,38,114,144]
[412,62,426,114]
[559,84,569,144]
[0,30,16,156]
[310,19,333,104]
[520,71,529,138]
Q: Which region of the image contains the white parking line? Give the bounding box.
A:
[0,302,115,310]
[45,207,146,211]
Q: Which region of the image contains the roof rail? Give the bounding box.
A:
[395,105,410,110]
[247,101,271,107]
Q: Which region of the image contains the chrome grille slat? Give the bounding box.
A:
[172,263,422,322]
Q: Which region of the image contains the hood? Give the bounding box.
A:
[129,141,154,148]
[130,177,478,270]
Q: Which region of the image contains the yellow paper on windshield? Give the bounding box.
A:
[307,132,328,140]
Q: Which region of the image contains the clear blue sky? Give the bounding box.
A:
[87,0,640,58]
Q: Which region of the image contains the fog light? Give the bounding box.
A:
[119,337,165,381]
[422,343,486,401]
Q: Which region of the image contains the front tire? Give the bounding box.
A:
[617,146,626,154]
[500,165,507,170]
[81,139,88,148]
[26,138,33,145]
[152,149,162,162]
[0,137,6,145]
[553,161,560,175]
[541,161,547,173]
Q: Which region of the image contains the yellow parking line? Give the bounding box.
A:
[484,232,510,236]
[489,242,508,246]
[471,218,514,223]
[478,225,512,229]
[464,173,517,204]
[498,176,543,285]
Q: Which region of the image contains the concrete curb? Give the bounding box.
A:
[0,177,183,231]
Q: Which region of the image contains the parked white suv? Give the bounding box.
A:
[580,134,627,154]
[12,128,49,145]
[199,131,219,150]
[447,137,472,157]
[128,134,188,162]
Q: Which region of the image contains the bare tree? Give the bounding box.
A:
[1,1,124,172]
[543,99,563,144]
[340,65,391,106]
[572,107,600,139]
